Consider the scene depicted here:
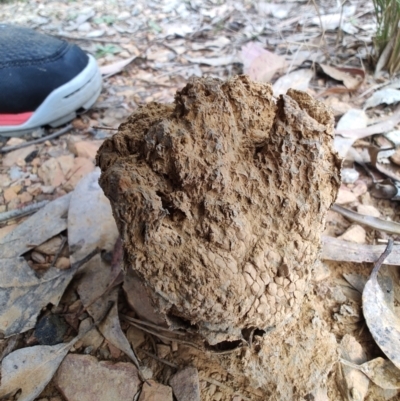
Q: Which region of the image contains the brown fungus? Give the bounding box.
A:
[97,75,341,345]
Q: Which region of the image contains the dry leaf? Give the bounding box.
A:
[334,109,368,158]
[99,56,136,77]
[98,293,142,371]
[0,194,74,336]
[335,106,400,139]
[68,168,118,268]
[362,240,400,369]
[0,338,75,401]
[185,55,236,67]
[344,274,394,307]
[272,68,313,96]
[364,88,400,110]
[370,179,399,200]
[71,167,119,322]
[318,87,357,97]
[321,236,400,265]
[368,146,400,182]
[68,170,141,371]
[310,14,342,30]
[318,64,364,90]
[257,2,292,19]
[241,42,287,82]
[338,335,369,401]
[341,357,400,390]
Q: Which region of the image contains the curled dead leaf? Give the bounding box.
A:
[335,106,400,139]
[370,179,399,200]
[362,240,400,370]
[368,146,400,183]
[318,64,365,90]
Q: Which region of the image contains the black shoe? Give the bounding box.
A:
[0,24,102,136]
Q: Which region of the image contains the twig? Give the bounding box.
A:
[71,247,101,271]
[51,32,125,44]
[123,318,203,350]
[377,238,400,244]
[124,317,242,355]
[92,126,118,131]
[371,238,393,280]
[0,124,73,154]
[49,236,67,269]
[78,274,121,318]
[140,348,178,369]
[331,204,400,235]
[335,1,346,47]
[121,314,186,336]
[311,0,330,61]
[0,200,49,224]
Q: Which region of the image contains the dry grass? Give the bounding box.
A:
[373,0,400,74]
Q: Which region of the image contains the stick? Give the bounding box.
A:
[123,319,203,350]
[331,204,400,235]
[321,236,400,265]
[49,236,67,269]
[0,200,49,223]
[121,314,185,336]
[92,126,118,131]
[140,349,178,369]
[0,124,73,154]
[370,239,393,280]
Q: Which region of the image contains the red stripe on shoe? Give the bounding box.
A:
[0,112,33,126]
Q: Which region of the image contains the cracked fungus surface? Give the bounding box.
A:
[97,76,341,345]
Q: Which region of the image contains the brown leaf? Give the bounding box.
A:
[318,64,364,90]
[241,42,287,82]
[335,106,400,139]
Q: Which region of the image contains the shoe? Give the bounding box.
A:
[0,24,102,137]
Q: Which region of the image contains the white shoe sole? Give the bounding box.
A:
[0,55,102,137]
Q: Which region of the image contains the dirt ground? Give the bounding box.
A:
[1,0,400,400]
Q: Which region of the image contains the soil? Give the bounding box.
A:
[97,76,344,400]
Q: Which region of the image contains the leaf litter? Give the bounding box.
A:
[1,0,400,399]
[0,306,112,401]
[0,341,75,401]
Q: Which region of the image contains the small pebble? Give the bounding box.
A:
[35,314,67,345]
[341,168,359,184]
